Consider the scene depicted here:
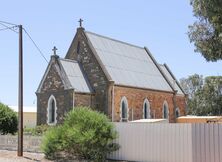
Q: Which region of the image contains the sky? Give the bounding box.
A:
[0,0,221,107]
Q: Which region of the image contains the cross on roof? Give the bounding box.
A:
[52,46,57,55]
[78,18,83,27]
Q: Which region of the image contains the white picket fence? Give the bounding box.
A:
[108,123,222,162]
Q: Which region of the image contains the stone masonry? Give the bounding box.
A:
[65,28,109,114]
[36,27,187,125]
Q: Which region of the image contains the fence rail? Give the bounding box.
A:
[108,123,222,162]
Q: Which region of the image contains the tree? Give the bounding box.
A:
[188,0,222,61]
[202,76,222,115]
[0,102,18,134]
[41,107,119,161]
[180,75,222,115]
[180,74,203,98]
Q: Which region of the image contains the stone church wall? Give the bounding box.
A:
[36,57,74,125]
[113,85,186,123]
[36,89,74,125]
[65,28,109,114]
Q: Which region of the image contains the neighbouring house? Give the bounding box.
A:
[176,116,222,123]
[10,106,36,128]
[36,25,186,125]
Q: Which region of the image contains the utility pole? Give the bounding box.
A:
[17,25,23,157]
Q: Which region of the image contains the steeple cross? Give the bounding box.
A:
[52,46,57,55]
[78,18,83,27]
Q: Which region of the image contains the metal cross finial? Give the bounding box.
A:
[52,46,57,55]
[78,18,83,27]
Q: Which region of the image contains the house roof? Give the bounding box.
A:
[159,64,185,95]
[59,59,93,93]
[85,31,173,92]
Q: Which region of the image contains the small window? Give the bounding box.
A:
[47,95,57,125]
[175,108,180,118]
[163,101,169,119]
[77,41,80,54]
[143,99,151,119]
[120,97,128,122]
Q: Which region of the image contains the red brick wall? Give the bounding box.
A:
[175,95,186,116]
[112,85,186,123]
[74,93,95,108]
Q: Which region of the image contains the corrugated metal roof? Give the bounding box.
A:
[59,59,92,93]
[85,31,172,92]
[159,64,184,95]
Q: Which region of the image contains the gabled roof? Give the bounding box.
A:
[159,64,185,95]
[59,59,93,93]
[85,31,173,92]
[36,57,93,93]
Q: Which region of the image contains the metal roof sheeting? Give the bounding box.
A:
[159,64,184,95]
[85,31,172,92]
[59,59,92,93]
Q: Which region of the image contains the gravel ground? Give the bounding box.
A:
[0,150,127,162]
[0,150,51,162]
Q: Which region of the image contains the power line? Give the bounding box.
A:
[0,20,17,26]
[0,25,18,32]
[0,20,49,63]
[23,28,49,63]
[0,23,18,33]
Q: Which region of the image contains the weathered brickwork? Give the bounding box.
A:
[175,95,186,116]
[74,93,95,108]
[65,28,109,114]
[113,86,186,123]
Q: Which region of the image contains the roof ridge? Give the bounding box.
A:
[85,30,145,50]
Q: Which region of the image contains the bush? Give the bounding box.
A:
[0,103,18,135]
[41,107,119,161]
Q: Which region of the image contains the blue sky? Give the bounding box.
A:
[0,0,221,106]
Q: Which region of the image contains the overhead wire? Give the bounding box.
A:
[0,20,17,26]
[0,22,18,33]
[0,20,49,63]
[0,25,18,32]
[23,28,49,63]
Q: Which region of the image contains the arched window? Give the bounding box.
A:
[143,99,151,119]
[120,97,128,122]
[163,101,169,119]
[47,95,57,125]
[175,108,180,118]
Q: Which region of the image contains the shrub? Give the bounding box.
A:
[41,126,65,159]
[0,103,18,135]
[41,107,119,161]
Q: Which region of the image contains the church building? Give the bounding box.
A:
[36,24,186,125]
